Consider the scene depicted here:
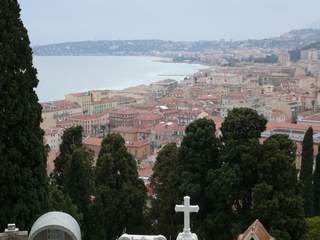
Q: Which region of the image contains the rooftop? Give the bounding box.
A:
[238,219,274,240]
[41,100,81,112]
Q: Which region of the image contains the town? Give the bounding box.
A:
[42,47,320,185]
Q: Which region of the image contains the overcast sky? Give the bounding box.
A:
[18,0,320,45]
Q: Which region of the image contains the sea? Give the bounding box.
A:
[33,56,206,102]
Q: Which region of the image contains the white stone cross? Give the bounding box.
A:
[175,196,199,234]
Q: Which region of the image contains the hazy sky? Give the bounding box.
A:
[18,0,320,45]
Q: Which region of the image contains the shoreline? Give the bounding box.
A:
[35,55,208,102]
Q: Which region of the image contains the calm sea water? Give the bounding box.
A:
[33,56,205,102]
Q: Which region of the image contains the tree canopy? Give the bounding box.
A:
[253,134,305,240]
[314,146,320,216]
[150,143,179,239]
[300,127,314,217]
[0,0,48,230]
[176,118,221,239]
[94,134,147,240]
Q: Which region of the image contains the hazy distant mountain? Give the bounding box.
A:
[33,29,320,56]
[288,30,320,62]
[308,20,320,29]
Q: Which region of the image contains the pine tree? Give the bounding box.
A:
[95,134,147,240]
[150,143,180,239]
[253,134,306,240]
[0,0,48,230]
[314,146,320,216]
[301,127,314,217]
[177,118,221,239]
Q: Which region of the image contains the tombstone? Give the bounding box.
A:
[237,219,274,240]
[175,196,199,240]
[118,234,166,240]
[28,212,81,240]
[0,224,28,240]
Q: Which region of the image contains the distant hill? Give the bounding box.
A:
[289,35,320,62]
[308,20,320,30]
[33,29,320,56]
[301,41,320,50]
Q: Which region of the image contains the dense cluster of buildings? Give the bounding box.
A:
[42,49,320,186]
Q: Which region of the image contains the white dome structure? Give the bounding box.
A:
[28,212,81,240]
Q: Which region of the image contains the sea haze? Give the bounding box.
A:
[33,56,205,102]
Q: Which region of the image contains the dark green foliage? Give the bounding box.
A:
[253,134,306,240]
[51,126,83,186]
[306,216,320,240]
[301,127,314,217]
[149,109,306,240]
[206,163,240,240]
[0,0,48,230]
[95,134,147,240]
[314,146,320,215]
[48,185,82,223]
[65,146,94,215]
[220,108,267,231]
[177,118,221,238]
[150,143,179,239]
[221,108,267,141]
[50,126,94,240]
[64,146,94,240]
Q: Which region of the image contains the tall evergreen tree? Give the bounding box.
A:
[0,0,48,230]
[64,146,94,240]
[314,146,320,216]
[48,185,81,223]
[95,134,147,240]
[64,147,94,216]
[150,143,179,239]
[253,134,306,240]
[176,118,221,239]
[301,127,314,217]
[221,108,267,141]
[51,126,83,186]
[220,108,267,231]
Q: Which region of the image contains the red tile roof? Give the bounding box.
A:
[134,112,162,121]
[267,121,320,132]
[138,163,153,178]
[41,100,81,112]
[83,137,102,146]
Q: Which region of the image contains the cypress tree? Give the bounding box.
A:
[177,118,221,239]
[95,134,147,240]
[150,143,179,239]
[301,127,314,217]
[220,108,267,232]
[314,146,320,216]
[64,146,94,240]
[0,0,48,230]
[65,147,94,216]
[51,126,83,186]
[48,185,81,223]
[253,134,306,239]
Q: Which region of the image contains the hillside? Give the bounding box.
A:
[33,29,320,56]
